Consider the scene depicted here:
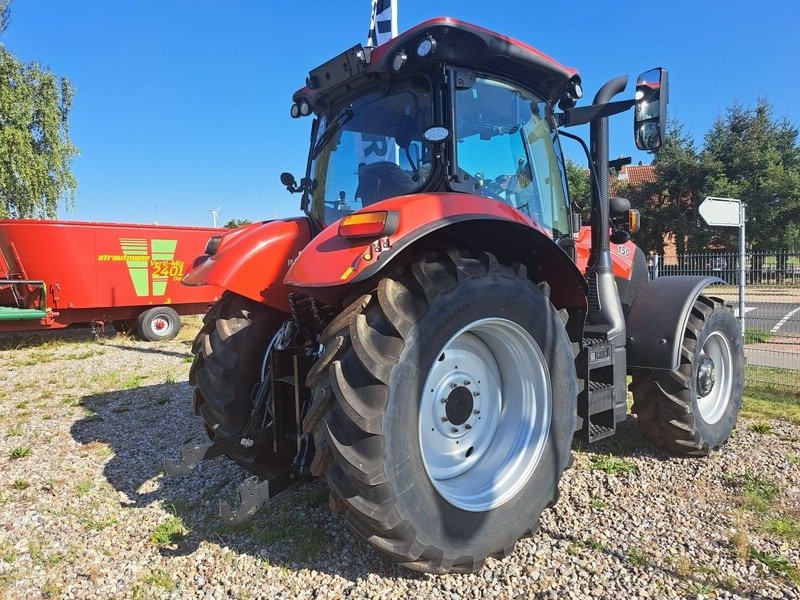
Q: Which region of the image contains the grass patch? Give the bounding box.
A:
[150,516,188,546]
[627,547,648,567]
[789,454,800,465]
[744,328,774,344]
[741,471,781,512]
[742,367,800,426]
[589,454,638,475]
[749,547,799,583]
[589,498,607,510]
[122,374,147,389]
[75,480,93,497]
[8,424,22,437]
[81,515,118,531]
[688,581,714,595]
[9,446,31,459]
[131,570,177,598]
[748,421,773,434]
[11,479,29,491]
[762,515,800,540]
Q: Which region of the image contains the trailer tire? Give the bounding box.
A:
[190,292,287,472]
[631,296,744,456]
[136,306,182,341]
[305,251,576,573]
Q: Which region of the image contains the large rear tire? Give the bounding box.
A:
[631,296,744,456]
[189,292,286,473]
[304,252,576,573]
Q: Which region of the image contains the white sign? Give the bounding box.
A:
[699,196,742,227]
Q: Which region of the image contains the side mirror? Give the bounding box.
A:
[634,68,669,150]
[280,172,297,188]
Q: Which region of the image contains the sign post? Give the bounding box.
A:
[699,196,746,336]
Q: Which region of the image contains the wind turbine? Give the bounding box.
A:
[206,199,225,228]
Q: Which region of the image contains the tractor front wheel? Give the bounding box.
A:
[189,292,287,474]
[631,296,744,455]
[304,252,576,573]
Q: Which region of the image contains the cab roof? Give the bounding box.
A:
[293,17,579,110]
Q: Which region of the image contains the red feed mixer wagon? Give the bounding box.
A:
[0,219,225,340]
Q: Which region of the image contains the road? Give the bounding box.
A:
[734,300,800,369]
[738,301,800,335]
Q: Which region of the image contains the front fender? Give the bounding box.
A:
[183,217,311,312]
[626,275,724,371]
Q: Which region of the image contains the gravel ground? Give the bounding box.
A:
[0,323,798,599]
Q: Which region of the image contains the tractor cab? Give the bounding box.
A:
[285,18,579,242]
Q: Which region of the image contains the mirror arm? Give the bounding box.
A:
[556,99,635,128]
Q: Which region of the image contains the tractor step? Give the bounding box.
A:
[576,336,617,444]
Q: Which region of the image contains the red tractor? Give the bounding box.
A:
[167,18,744,574]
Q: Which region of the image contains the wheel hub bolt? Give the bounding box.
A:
[441,416,448,422]
[451,427,459,433]
[464,380,471,385]
[450,383,457,389]
[465,424,472,430]
[441,397,447,403]
[474,409,480,415]
[473,391,480,397]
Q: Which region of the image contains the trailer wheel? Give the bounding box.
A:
[631,296,744,456]
[136,306,182,341]
[304,252,576,573]
[189,292,287,472]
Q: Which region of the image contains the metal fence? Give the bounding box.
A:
[649,250,799,391]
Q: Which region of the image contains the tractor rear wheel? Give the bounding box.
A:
[304,252,576,573]
[189,292,286,473]
[631,296,744,456]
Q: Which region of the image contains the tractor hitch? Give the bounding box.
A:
[164,429,272,476]
[219,469,296,525]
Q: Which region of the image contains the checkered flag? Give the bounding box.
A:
[367,0,397,47]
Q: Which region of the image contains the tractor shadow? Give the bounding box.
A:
[69,382,421,581]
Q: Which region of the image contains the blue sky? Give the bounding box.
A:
[4,1,799,227]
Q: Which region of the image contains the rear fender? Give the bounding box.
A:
[626,275,724,371]
[285,193,587,321]
[183,218,312,312]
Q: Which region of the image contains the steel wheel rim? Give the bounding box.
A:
[152,315,173,337]
[696,331,732,424]
[418,318,551,512]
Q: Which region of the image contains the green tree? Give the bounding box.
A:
[704,99,800,252]
[0,1,78,219]
[565,156,591,217]
[224,218,252,229]
[617,122,712,253]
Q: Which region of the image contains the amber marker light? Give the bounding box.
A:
[628,209,641,233]
[338,211,399,239]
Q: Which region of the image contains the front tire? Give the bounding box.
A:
[631,296,744,455]
[305,252,576,573]
[189,292,286,473]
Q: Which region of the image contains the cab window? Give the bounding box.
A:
[455,77,571,238]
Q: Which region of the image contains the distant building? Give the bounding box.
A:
[610,163,679,264]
